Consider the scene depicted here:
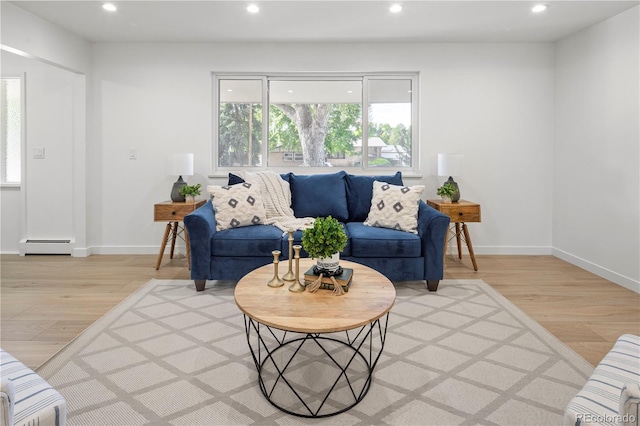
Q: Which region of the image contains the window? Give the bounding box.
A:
[367,78,412,168]
[1,77,22,184]
[214,73,418,172]
[218,79,263,167]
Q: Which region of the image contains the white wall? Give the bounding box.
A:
[554,6,640,293]
[0,3,90,255]
[0,187,22,252]
[1,51,76,252]
[0,2,90,74]
[88,42,555,255]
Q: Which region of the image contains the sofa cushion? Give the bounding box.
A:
[346,222,421,258]
[211,225,283,257]
[281,225,352,258]
[365,181,424,234]
[289,171,349,222]
[345,172,403,222]
[207,182,266,231]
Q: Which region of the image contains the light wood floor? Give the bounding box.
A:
[1,253,639,368]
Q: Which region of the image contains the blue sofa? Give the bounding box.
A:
[184,171,450,292]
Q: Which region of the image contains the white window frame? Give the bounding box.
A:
[1,74,25,186]
[212,72,419,176]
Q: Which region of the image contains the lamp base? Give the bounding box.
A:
[171,176,186,202]
[446,176,461,202]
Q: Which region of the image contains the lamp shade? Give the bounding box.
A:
[438,153,463,177]
[167,153,194,177]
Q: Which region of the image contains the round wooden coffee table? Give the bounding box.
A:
[235,259,395,418]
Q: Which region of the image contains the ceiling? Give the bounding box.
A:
[9,0,640,44]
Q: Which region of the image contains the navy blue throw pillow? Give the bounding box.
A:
[228,173,245,185]
[345,172,403,222]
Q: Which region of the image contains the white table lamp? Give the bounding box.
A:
[438,153,463,202]
[167,153,194,202]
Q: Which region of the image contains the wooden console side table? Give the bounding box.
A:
[154,200,205,270]
[427,199,481,271]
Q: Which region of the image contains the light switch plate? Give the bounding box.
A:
[128,148,137,160]
[33,147,45,159]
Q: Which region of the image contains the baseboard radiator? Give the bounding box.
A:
[24,239,72,255]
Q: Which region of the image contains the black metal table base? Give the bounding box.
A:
[243,314,389,418]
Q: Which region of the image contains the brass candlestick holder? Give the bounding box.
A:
[288,245,305,293]
[267,250,284,287]
[282,230,296,283]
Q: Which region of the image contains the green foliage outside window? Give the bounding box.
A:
[219,103,262,167]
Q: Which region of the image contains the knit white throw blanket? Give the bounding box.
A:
[237,171,315,232]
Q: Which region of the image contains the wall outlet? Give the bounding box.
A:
[128,148,137,160]
[33,147,45,159]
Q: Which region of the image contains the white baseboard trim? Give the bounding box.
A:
[72,247,92,257]
[90,245,187,255]
[448,245,552,255]
[552,248,640,294]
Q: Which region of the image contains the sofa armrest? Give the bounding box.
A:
[620,382,640,426]
[417,200,450,282]
[184,200,217,281]
[0,376,14,426]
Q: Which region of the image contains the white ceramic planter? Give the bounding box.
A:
[317,252,340,273]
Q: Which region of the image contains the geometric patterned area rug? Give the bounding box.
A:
[37,279,594,425]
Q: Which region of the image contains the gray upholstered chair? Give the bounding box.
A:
[1,349,66,426]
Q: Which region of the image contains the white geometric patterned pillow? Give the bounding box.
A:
[364,181,425,234]
[207,182,266,231]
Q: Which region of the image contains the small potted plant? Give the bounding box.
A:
[302,216,348,273]
[179,183,202,203]
[436,182,457,203]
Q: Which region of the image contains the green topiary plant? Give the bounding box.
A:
[302,216,348,259]
[436,182,457,199]
[179,183,202,197]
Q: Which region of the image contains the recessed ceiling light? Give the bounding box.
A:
[102,3,117,12]
[389,4,402,13]
[532,4,547,13]
[247,4,259,13]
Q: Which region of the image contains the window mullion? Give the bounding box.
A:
[362,77,370,171]
[411,74,419,171]
[261,76,269,169]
